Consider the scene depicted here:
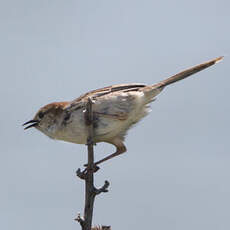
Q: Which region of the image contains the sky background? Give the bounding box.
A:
[1,0,230,229]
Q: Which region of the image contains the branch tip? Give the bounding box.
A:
[74,213,85,227]
[94,180,110,195]
[76,168,87,180]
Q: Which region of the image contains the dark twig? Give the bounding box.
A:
[92,226,111,230]
[75,97,110,230]
[76,168,87,180]
[75,213,85,228]
[94,181,110,195]
[83,98,96,230]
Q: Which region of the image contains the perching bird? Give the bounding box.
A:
[23,57,223,165]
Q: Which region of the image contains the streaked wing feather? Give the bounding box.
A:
[68,83,146,111]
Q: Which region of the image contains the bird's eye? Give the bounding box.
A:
[38,112,44,119]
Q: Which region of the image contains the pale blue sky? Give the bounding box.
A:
[1,1,229,229]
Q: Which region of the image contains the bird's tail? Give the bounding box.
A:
[142,56,223,98]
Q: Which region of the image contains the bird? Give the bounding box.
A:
[23,56,223,166]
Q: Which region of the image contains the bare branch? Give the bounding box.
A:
[92,226,111,230]
[75,97,111,230]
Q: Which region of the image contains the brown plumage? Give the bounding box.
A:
[23,57,223,165]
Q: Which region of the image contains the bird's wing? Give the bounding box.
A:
[66,84,149,124]
[74,83,146,101]
[68,83,147,111]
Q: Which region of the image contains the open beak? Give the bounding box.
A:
[23,120,39,130]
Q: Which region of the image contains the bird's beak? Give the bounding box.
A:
[22,120,39,130]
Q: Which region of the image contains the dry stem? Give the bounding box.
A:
[75,97,110,230]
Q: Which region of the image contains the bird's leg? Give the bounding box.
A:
[95,144,126,165]
[84,138,127,166]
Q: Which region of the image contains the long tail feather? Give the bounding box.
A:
[153,56,223,88]
[141,56,223,100]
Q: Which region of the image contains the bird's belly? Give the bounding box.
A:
[56,117,127,144]
[93,108,150,142]
[94,118,125,141]
[55,119,88,144]
[55,130,88,144]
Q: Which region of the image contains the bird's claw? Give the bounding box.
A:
[83,163,100,173]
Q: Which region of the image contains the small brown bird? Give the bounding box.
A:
[23,57,223,165]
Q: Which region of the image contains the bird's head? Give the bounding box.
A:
[23,102,69,138]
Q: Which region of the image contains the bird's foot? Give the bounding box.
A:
[76,164,99,180]
[76,164,99,179]
[83,163,100,173]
